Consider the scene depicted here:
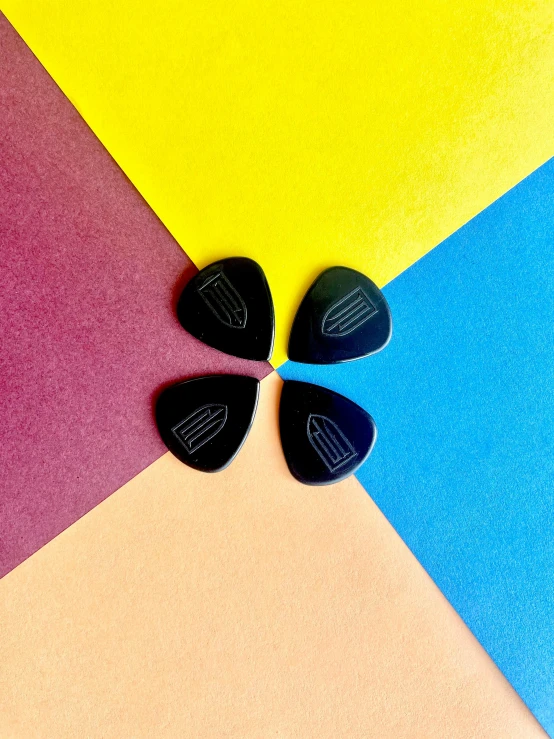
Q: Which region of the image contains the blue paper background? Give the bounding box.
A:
[279,158,554,733]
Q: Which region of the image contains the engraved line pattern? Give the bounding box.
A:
[322,287,377,337]
[198,272,247,329]
[307,413,358,472]
[172,404,228,454]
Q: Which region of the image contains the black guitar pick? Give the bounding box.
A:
[155,375,260,472]
[288,266,392,364]
[279,380,376,485]
[177,257,275,361]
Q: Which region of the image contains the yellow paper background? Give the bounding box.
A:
[0,374,544,737]
[1,1,553,365]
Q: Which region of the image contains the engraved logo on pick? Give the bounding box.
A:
[321,287,377,337]
[198,272,247,329]
[307,413,358,472]
[172,404,228,454]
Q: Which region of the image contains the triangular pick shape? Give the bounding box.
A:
[156,375,260,472]
[288,266,392,363]
[279,380,377,485]
[177,257,275,361]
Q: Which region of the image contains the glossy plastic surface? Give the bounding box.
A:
[279,380,376,485]
[288,267,392,364]
[156,375,260,472]
[178,257,275,361]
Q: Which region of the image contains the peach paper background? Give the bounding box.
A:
[0,374,543,738]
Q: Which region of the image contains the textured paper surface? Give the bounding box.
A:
[1,3,552,366]
[0,14,270,578]
[280,159,554,733]
[0,374,543,738]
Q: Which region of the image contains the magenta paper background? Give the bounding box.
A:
[0,16,270,577]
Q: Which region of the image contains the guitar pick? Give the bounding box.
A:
[288,266,392,364]
[155,375,260,472]
[279,380,377,485]
[177,257,275,361]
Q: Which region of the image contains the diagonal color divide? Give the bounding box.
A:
[1,7,553,732]
[280,159,554,734]
[1,1,553,364]
[0,375,544,738]
[0,15,270,577]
